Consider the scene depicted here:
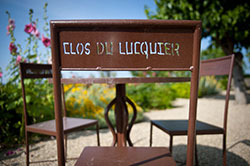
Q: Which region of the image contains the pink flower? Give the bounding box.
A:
[33,29,40,38]
[24,23,34,34]
[9,43,17,54]
[0,72,2,78]
[5,150,15,156]
[7,24,15,35]
[7,19,15,35]
[7,26,11,35]
[42,35,51,47]
[8,19,15,29]
[24,23,41,38]
[16,55,22,64]
[8,19,15,25]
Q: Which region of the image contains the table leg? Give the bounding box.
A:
[104,84,137,147]
[115,84,128,147]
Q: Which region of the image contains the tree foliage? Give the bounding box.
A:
[145,0,250,104]
[145,0,250,54]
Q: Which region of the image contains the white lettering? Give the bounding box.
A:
[85,42,90,55]
[175,43,180,56]
[164,42,171,55]
[105,42,113,55]
[62,41,180,58]
[119,42,125,55]
[157,42,164,55]
[134,42,140,55]
[70,43,76,55]
[144,42,149,59]
[76,43,84,55]
[63,42,70,55]
[126,42,133,55]
[97,42,104,55]
[149,42,157,55]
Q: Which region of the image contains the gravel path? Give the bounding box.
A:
[1,91,250,165]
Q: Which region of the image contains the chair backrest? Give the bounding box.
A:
[200,55,235,131]
[19,62,52,126]
[50,20,202,166]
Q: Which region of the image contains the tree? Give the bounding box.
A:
[145,0,250,104]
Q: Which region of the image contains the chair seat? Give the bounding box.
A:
[151,120,224,136]
[75,146,176,166]
[26,117,98,136]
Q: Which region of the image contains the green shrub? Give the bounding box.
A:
[198,76,221,97]
[0,83,22,148]
[0,80,54,149]
[171,77,221,99]
[127,83,176,111]
[171,82,191,98]
[217,76,228,90]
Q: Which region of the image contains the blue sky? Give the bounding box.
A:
[2,0,244,83]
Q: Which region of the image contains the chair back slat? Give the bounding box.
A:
[19,62,53,127]
[200,55,234,76]
[200,54,235,143]
[19,63,52,79]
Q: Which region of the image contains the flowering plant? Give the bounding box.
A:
[0,67,2,83]
[5,3,51,82]
[64,84,144,128]
[0,3,54,148]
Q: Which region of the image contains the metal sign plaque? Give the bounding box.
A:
[51,20,201,70]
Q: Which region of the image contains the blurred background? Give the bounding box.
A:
[1,0,249,150]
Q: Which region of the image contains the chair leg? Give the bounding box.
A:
[96,123,100,146]
[64,135,67,159]
[169,135,173,154]
[149,122,153,147]
[195,136,199,166]
[223,134,227,166]
[25,131,29,166]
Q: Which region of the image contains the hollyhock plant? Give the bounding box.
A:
[24,23,34,34]
[42,35,50,47]
[9,43,17,54]
[5,4,51,83]
[16,55,22,64]
[6,26,11,35]
[33,29,40,38]
[9,19,15,25]
[7,25,15,35]
[0,72,2,78]
[6,19,15,35]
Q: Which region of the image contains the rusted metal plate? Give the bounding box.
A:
[50,20,201,71]
[75,147,176,166]
[19,63,52,79]
[200,55,233,76]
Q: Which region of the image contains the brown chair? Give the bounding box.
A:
[50,19,202,166]
[19,62,100,166]
[150,55,235,165]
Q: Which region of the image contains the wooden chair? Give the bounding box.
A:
[19,62,100,166]
[150,55,235,166]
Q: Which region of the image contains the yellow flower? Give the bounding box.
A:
[63,84,72,92]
